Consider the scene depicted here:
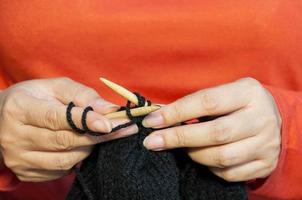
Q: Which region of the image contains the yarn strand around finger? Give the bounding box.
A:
[66,102,86,134]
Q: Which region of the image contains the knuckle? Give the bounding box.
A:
[83,88,98,97]
[258,139,280,169]
[2,141,20,154]
[273,138,281,152]
[267,135,281,154]
[221,170,239,182]
[3,158,16,169]
[1,107,14,121]
[54,77,74,90]
[0,135,13,150]
[200,91,218,114]
[1,100,12,116]
[238,77,260,87]
[73,96,84,106]
[215,148,234,168]
[211,120,231,143]
[264,160,274,170]
[1,94,21,119]
[55,132,75,151]
[261,158,276,172]
[57,77,73,84]
[188,152,201,164]
[4,158,23,173]
[173,128,187,147]
[44,108,61,129]
[55,157,74,170]
[73,88,98,105]
[261,115,281,136]
[163,103,183,124]
[242,77,263,94]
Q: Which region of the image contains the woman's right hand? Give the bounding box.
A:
[0,77,138,182]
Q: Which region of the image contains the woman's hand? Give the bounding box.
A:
[0,77,138,182]
[143,78,281,182]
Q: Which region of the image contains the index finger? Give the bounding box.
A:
[143,78,258,128]
[22,97,112,133]
[143,109,259,150]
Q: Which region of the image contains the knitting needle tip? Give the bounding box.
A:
[99,77,139,105]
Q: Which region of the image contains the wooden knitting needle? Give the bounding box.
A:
[104,105,161,119]
[100,77,160,119]
[100,77,146,106]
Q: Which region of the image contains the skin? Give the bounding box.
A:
[0,77,138,182]
[143,77,282,182]
[0,77,281,183]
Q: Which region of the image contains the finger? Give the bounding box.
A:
[90,98,120,114]
[50,77,119,113]
[209,159,276,182]
[24,120,138,151]
[22,97,112,133]
[187,135,262,168]
[143,109,260,150]
[25,146,92,171]
[15,169,71,182]
[143,78,259,128]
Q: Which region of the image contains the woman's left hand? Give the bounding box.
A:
[142,78,282,182]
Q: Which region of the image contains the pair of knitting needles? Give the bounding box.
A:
[100,78,161,119]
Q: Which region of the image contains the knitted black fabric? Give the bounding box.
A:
[66,94,247,200]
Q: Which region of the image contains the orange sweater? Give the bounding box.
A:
[0,1,302,199]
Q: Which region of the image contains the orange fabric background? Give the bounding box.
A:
[0,0,302,199]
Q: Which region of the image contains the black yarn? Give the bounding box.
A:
[109,92,151,133]
[81,106,94,132]
[66,102,102,136]
[67,93,247,200]
[66,102,86,134]
[81,106,102,136]
[66,96,148,136]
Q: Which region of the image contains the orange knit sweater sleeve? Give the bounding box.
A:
[247,86,302,200]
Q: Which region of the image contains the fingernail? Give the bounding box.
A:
[113,124,139,136]
[143,134,164,150]
[91,120,112,133]
[142,112,164,128]
[95,99,119,109]
[124,125,139,135]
